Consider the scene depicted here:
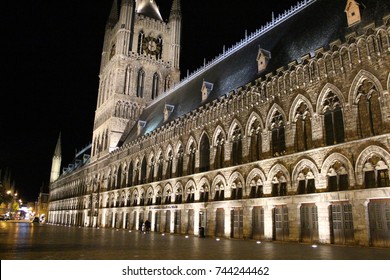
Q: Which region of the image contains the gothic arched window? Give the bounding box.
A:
[249,119,262,162]
[187,143,196,175]
[199,185,209,202]
[157,36,163,59]
[199,134,210,172]
[271,111,286,157]
[186,186,195,203]
[271,172,287,197]
[141,158,147,184]
[363,156,389,188]
[124,66,132,95]
[166,150,173,179]
[249,177,263,198]
[139,192,145,206]
[356,80,382,138]
[137,31,145,54]
[214,132,225,169]
[231,125,243,166]
[295,103,312,152]
[104,130,109,150]
[127,161,133,187]
[214,182,225,201]
[134,162,140,186]
[152,72,159,100]
[164,75,171,92]
[323,91,345,145]
[326,161,349,191]
[117,166,123,189]
[164,189,172,205]
[136,69,145,98]
[297,168,316,194]
[148,156,155,183]
[155,190,162,205]
[230,181,243,200]
[177,146,184,177]
[157,154,163,181]
[175,188,183,204]
[132,191,138,206]
[147,189,154,205]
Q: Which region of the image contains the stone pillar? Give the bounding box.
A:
[111,211,116,228]
[354,199,370,246]
[194,208,200,235]
[181,209,188,235]
[244,205,253,239]
[150,210,155,232]
[134,210,139,230]
[170,210,174,233]
[264,205,274,240]
[317,202,331,244]
[224,205,231,238]
[288,202,300,242]
[207,207,216,237]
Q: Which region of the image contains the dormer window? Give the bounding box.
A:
[164,104,175,122]
[257,48,271,73]
[137,120,146,136]
[201,81,214,102]
[345,0,361,27]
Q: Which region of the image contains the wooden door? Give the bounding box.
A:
[252,206,264,240]
[187,209,194,234]
[300,204,319,243]
[154,211,161,232]
[273,205,289,241]
[231,208,243,239]
[330,203,354,244]
[165,210,171,233]
[215,208,225,237]
[368,199,390,247]
[174,210,181,234]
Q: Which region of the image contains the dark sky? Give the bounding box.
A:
[0,0,298,202]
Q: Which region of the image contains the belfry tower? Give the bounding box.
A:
[92,0,181,160]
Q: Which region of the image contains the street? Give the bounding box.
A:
[0,221,389,260]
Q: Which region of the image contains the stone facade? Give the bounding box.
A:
[48,0,390,247]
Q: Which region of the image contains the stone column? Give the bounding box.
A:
[317,201,331,244]
[194,208,200,236]
[264,205,274,240]
[244,205,253,239]
[224,205,232,238]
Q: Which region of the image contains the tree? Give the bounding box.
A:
[0,181,12,205]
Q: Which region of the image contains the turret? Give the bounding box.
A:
[118,0,136,54]
[100,0,119,72]
[169,0,181,69]
[50,134,62,183]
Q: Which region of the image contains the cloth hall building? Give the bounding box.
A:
[48,0,390,247]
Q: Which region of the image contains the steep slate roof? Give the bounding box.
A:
[121,0,390,146]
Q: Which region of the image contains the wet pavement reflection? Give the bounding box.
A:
[0,222,389,260]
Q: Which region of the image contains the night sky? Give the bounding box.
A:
[0,0,299,202]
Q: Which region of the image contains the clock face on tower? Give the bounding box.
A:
[142,36,162,57]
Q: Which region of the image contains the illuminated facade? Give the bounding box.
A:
[48,0,390,247]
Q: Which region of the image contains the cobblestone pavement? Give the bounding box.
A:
[0,221,389,260]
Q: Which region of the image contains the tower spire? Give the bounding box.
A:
[50,133,62,183]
